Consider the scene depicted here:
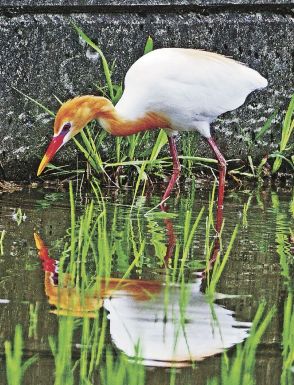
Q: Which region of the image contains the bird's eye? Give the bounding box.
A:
[62,122,71,133]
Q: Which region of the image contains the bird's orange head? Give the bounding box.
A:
[37,96,112,176]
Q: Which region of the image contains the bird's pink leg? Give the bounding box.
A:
[160,204,177,265]
[205,137,227,268]
[161,136,181,204]
[207,137,227,235]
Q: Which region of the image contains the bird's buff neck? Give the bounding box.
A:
[89,96,169,136]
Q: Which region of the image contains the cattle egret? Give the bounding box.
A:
[37,48,267,231]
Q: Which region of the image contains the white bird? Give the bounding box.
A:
[104,278,251,366]
[37,48,267,230]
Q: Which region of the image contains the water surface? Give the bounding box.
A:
[0,185,292,384]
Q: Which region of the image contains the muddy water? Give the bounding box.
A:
[0,186,292,384]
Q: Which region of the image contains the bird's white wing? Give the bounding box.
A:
[117,48,267,126]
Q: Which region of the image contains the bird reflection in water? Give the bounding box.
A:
[34,214,250,367]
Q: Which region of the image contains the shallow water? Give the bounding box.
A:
[0,185,293,384]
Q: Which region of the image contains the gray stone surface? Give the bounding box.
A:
[0,1,293,5]
[0,4,293,180]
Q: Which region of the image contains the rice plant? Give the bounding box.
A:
[281,293,294,385]
[207,302,276,385]
[28,302,39,339]
[100,350,145,385]
[271,94,294,173]
[13,158,294,385]
[49,316,75,385]
[229,94,293,178]
[205,224,239,299]
[272,191,294,385]
[5,325,38,385]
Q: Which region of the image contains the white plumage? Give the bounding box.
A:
[104,279,250,365]
[116,48,267,137]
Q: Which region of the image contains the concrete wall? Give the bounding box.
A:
[0,1,293,180]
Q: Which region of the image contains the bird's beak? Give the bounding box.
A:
[37,133,66,176]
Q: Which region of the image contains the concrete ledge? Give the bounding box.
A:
[0,1,292,5]
[0,2,293,14]
[0,6,293,180]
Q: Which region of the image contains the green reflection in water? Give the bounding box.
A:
[0,185,293,385]
[271,191,294,385]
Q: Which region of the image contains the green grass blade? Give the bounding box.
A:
[272,94,294,173]
[255,109,278,141]
[144,36,154,54]
[72,23,114,101]
[13,87,55,117]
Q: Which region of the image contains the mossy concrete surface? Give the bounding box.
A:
[0,1,292,5]
[0,2,293,180]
